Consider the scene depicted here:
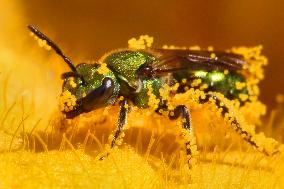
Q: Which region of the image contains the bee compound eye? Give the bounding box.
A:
[102,77,114,88]
[81,77,115,111]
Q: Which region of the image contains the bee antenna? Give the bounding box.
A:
[28,25,86,84]
[27,25,78,73]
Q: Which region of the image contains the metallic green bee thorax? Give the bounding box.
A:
[132,78,163,108]
[102,50,156,87]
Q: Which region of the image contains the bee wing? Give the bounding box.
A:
[138,49,246,77]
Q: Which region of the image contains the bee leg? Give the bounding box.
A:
[100,99,129,160]
[200,93,283,156]
[169,105,198,167]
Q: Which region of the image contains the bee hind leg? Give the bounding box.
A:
[99,99,129,160]
[200,93,283,156]
[169,105,198,168]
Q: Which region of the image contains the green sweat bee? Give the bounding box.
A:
[28,25,281,163]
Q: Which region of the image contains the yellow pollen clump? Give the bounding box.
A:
[172,83,180,91]
[249,96,257,102]
[252,85,260,96]
[162,45,187,50]
[162,45,203,51]
[210,53,216,59]
[119,96,125,101]
[159,84,171,101]
[224,69,229,75]
[59,90,77,112]
[30,32,51,51]
[181,78,187,84]
[207,46,214,51]
[124,104,129,109]
[69,78,77,88]
[147,85,160,110]
[239,94,249,102]
[232,46,267,81]
[200,84,208,90]
[97,63,110,75]
[189,46,201,50]
[229,46,268,105]
[128,35,154,49]
[191,79,202,87]
[235,82,246,90]
[179,127,199,167]
[167,105,174,111]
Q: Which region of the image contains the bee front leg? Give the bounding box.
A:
[111,99,129,148]
[169,105,198,167]
[200,93,283,156]
[100,99,129,160]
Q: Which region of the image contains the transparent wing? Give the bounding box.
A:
[137,49,246,77]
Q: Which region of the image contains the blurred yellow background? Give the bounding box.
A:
[18,0,284,109]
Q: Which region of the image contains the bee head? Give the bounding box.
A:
[59,63,120,118]
[27,25,120,118]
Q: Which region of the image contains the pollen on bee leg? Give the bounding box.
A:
[224,113,229,121]
[239,94,249,102]
[235,82,246,90]
[181,78,187,84]
[108,130,126,147]
[172,83,180,91]
[159,84,172,103]
[167,105,174,111]
[180,128,199,167]
[190,79,202,87]
[108,133,114,143]
[248,131,284,155]
[200,84,208,91]
[96,143,112,161]
[214,94,283,155]
[216,107,223,116]
[118,96,125,101]
[184,86,189,91]
[147,85,160,110]
[169,111,175,117]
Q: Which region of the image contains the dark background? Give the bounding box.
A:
[21,0,284,109]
